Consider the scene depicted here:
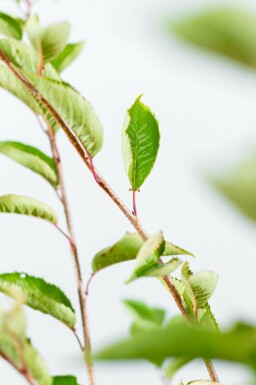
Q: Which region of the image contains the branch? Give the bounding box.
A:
[0,53,219,381]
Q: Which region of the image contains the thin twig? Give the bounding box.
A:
[72,329,84,352]
[0,54,219,382]
[46,123,95,385]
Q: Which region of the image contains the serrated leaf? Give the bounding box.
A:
[0,141,58,187]
[95,321,256,369]
[122,95,160,190]
[51,42,85,72]
[53,376,80,385]
[0,12,23,39]
[181,262,218,310]
[92,232,193,272]
[0,306,52,385]
[212,154,256,222]
[123,299,166,326]
[198,304,220,332]
[165,357,192,379]
[172,7,256,69]
[0,194,57,224]
[138,258,182,279]
[0,273,76,328]
[24,74,103,157]
[26,16,71,63]
[126,231,165,283]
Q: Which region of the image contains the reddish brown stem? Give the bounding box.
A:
[132,190,137,216]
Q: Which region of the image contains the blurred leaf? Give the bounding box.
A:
[0,194,57,224]
[126,231,165,283]
[0,272,76,328]
[123,299,166,326]
[92,232,192,272]
[0,141,58,187]
[51,42,85,72]
[212,154,256,221]
[26,16,71,63]
[0,12,23,39]
[53,376,80,385]
[122,95,160,190]
[0,306,52,385]
[24,73,103,157]
[95,321,256,369]
[173,7,256,68]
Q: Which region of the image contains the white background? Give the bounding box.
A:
[0,0,255,384]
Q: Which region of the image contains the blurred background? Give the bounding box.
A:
[0,0,256,384]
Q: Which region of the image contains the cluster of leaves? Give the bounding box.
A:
[172,7,256,68]
[0,3,255,385]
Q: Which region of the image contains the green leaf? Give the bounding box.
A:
[24,74,103,157]
[181,262,218,310]
[51,42,85,72]
[26,16,71,63]
[212,154,256,221]
[172,7,256,69]
[53,376,80,385]
[0,38,61,79]
[122,95,160,190]
[123,299,166,326]
[0,273,76,328]
[165,357,192,379]
[95,321,256,369]
[0,141,58,187]
[138,257,182,279]
[0,306,52,385]
[0,12,23,39]
[0,194,57,224]
[92,232,193,272]
[198,304,220,332]
[126,231,165,283]
[0,65,40,113]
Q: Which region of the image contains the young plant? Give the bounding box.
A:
[0,1,255,385]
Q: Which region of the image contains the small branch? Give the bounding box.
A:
[72,329,84,352]
[85,273,95,296]
[0,55,219,382]
[26,0,32,18]
[204,359,220,382]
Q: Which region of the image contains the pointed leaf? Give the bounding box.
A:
[0,141,58,187]
[0,12,23,39]
[173,8,256,69]
[0,273,76,328]
[92,232,193,272]
[26,16,71,63]
[51,42,85,72]
[53,376,80,385]
[25,74,103,157]
[122,95,160,190]
[198,304,220,332]
[138,258,182,279]
[95,321,256,369]
[123,299,166,326]
[127,231,165,283]
[0,194,57,224]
